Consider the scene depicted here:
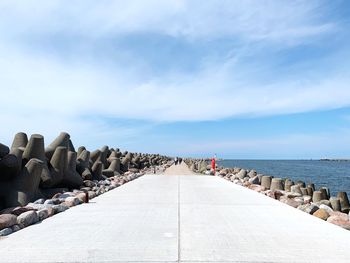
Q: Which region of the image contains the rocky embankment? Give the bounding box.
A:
[0,132,171,237]
[187,159,350,231]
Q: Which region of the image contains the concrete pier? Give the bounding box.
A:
[1,174,350,262]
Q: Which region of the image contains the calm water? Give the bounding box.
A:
[217,160,350,197]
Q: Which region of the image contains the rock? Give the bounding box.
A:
[17,211,38,228]
[303,195,312,204]
[44,199,54,205]
[247,170,257,178]
[11,224,20,232]
[219,168,228,176]
[76,192,88,203]
[64,197,80,207]
[314,200,331,207]
[285,192,302,198]
[37,209,49,221]
[266,190,284,200]
[329,211,348,221]
[298,204,319,214]
[46,206,55,217]
[300,187,309,196]
[291,185,302,195]
[327,214,350,230]
[0,214,17,230]
[10,207,36,216]
[52,204,69,214]
[25,203,46,211]
[313,208,330,220]
[236,169,247,179]
[33,198,45,204]
[248,184,266,192]
[0,227,13,236]
[319,204,333,214]
[248,176,260,185]
[279,196,302,208]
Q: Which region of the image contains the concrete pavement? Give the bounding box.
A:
[1,174,350,262]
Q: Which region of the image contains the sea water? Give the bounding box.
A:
[217,160,350,197]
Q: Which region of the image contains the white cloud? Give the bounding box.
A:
[0,0,348,147]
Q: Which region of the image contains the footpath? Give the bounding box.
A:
[1,164,350,262]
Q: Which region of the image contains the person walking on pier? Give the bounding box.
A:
[174,157,178,165]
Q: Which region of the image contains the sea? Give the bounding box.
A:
[217,160,350,197]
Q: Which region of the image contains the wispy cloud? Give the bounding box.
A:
[0,0,348,152]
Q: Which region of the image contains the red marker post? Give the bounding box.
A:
[211,156,216,176]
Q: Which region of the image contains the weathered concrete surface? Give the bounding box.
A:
[1,175,350,262]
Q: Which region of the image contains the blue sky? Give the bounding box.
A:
[0,0,350,159]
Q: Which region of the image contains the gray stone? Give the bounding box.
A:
[247,170,257,178]
[11,224,21,232]
[236,169,247,179]
[44,199,54,205]
[0,214,17,230]
[17,211,38,228]
[0,227,13,236]
[33,198,45,204]
[291,185,302,195]
[37,209,49,221]
[52,204,69,214]
[248,176,260,185]
[297,204,319,214]
[64,197,80,207]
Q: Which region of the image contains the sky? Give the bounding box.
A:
[0,0,350,159]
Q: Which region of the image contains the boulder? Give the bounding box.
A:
[279,196,302,208]
[247,170,257,178]
[248,176,260,185]
[297,204,319,214]
[236,169,247,179]
[17,211,38,228]
[0,214,17,230]
[313,208,330,220]
[319,204,333,214]
[37,209,49,221]
[64,197,80,207]
[0,227,13,236]
[248,184,266,192]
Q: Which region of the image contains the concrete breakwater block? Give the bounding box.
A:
[270,178,284,191]
[261,175,272,189]
[0,131,171,213]
[337,192,350,213]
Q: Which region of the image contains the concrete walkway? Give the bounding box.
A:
[1,175,350,262]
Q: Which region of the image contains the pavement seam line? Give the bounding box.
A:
[178,175,181,262]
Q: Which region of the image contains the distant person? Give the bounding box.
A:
[174,157,178,165]
[179,158,183,164]
[211,155,216,175]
